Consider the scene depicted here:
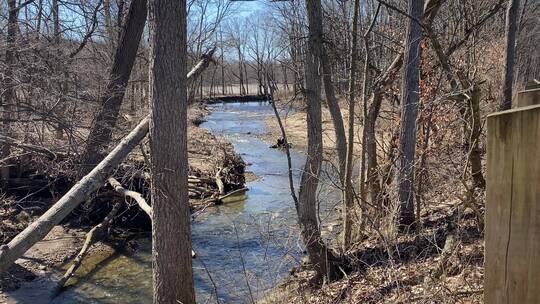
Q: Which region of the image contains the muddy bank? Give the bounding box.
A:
[0,103,246,296]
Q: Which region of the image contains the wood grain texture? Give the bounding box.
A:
[516,88,540,107]
[486,103,540,303]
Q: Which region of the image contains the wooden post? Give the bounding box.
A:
[516,88,540,107]
[485,98,540,302]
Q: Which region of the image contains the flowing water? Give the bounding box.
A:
[6,101,340,303]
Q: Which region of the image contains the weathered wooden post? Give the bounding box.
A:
[485,89,540,303]
[516,87,540,107]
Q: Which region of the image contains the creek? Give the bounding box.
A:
[6,101,339,303]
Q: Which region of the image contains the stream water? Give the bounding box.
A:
[6,101,340,303]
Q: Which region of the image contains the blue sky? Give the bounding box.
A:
[233,1,266,16]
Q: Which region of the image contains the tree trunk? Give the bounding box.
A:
[103,0,115,52]
[321,51,347,181]
[148,0,195,302]
[425,5,486,191]
[397,0,424,231]
[500,0,521,110]
[81,0,147,171]
[342,0,361,251]
[283,63,289,91]
[364,55,403,211]
[300,0,339,282]
[468,86,486,189]
[1,0,18,184]
[52,0,67,139]
[220,31,225,96]
[36,0,43,38]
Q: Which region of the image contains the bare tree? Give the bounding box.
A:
[500,0,521,110]
[397,0,425,231]
[299,0,339,281]
[148,0,195,302]
[342,0,361,251]
[81,0,147,171]
[1,0,19,184]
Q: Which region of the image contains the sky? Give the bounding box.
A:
[232,1,266,17]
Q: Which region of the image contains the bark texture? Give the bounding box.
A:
[82,0,147,171]
[300,0,339,281]
[500,0,521,110]
[342,0,361,251]
[1,0,18,183]
[148,0,195,302]
[321,55,346,179]
[468,86,486,189]
[397,0,425,230]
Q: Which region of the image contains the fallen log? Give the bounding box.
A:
[56,201,123,291]
[218,187,248,204]
[0,118,149,273]
[133,171,215,193]
[0,49,215,273]
[107,178,197,258]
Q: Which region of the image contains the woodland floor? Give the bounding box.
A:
[262,206,484,304]
[261,98,486,303]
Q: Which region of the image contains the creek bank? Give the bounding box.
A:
[0,102,247,296]
[263,97,364,161]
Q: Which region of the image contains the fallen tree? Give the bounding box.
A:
[0,49,215,274]
[55,200,123,291]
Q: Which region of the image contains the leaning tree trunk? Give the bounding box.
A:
[426,9,486,191]
[300,0,339,282]
[81,0,147,172]
[0,118,149,273]
[364,55,403,211]
[1,0,18,184]
[397,0,424,231]
[148,0,195,302]
[320,53,347,180]
[500,0,521,110]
